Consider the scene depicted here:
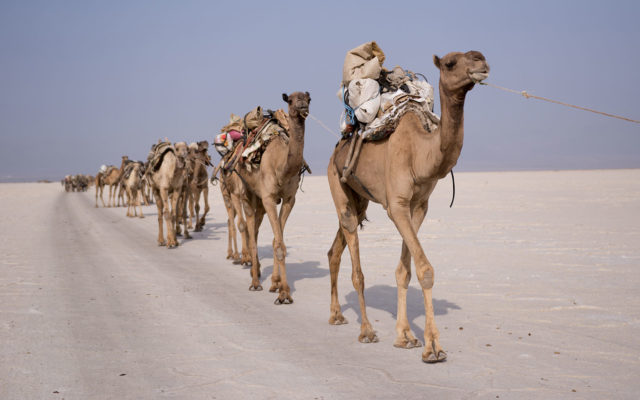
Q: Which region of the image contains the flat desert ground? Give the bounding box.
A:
[1,169,639,399]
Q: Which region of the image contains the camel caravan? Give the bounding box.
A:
[71,42,488,363]
[62,174,92,192]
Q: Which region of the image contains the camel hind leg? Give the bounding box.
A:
[221,186,240,261]
[327,228,347,325]
[327,160,375,342]
[231,191,251,265]
[154,188,166,246]
[137,189,144,218]
[243,192,263,291]
[197,186,209,231]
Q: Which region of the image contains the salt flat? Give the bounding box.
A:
[1,169,639,399]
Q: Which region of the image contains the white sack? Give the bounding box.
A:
[348,78,380,124]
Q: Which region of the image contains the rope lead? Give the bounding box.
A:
[480,82,640,124]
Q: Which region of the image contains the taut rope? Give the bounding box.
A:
[479,82,640,124]
[308,114,341,139]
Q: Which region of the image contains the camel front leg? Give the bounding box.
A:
[154,188,166,246]
[187,189,195,230]
[107,185,113,207]
[393,202,428,350]
[263,196,292,304]
[164,191,181,248]
[181,189,192,239]
[387,199,445,363]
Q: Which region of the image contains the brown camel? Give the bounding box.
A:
[187,141,212,232]
[148,142,188,248]
[218,168,251,264]
[235,91,310,304]
[101,156,128,207]
[326,51,489,363]
[174,142,193,240]
[123,161,145,218]
[95,167,111,207]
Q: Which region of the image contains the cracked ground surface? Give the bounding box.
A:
[1,170,639,399]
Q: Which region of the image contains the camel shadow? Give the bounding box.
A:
[260,260,327,294]
[343,285,460,340]
[176,222,226,243]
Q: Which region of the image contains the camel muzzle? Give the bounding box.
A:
[468,68,489,84]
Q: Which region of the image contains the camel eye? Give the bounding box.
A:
[445,60,456,69]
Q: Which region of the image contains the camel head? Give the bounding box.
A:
[282,91,311,120]
[197,140,209,153]
[174,142,189,169]
[188,142,198,155]
[433,51,489,93]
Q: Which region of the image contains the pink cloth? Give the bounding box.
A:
[228,130,243,141]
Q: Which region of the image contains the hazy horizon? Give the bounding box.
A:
[1,1,639,181]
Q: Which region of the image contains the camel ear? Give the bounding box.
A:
[305,91,311,102]
[282,93,289,103]
[433,55,441,69]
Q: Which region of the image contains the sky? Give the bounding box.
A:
[1,0,639,181]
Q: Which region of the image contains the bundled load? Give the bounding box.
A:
[339,41,439,141]
[146,140,174,172]
[214,114,245,156]
[122,160,145,181]
[214,107,290,171]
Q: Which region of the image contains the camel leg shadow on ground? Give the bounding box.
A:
[178,221,225,242]
[260,259,327,295]
[343,285,461,341]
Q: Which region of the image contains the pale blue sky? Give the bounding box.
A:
[1,0,639,181]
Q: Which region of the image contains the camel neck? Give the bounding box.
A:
[285,115,305,175]
[437,82,468,175]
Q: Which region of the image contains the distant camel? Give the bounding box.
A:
[102,156,128,207]
[219,168,250,264]
[187,141,212,232]
[95,166,111,207]
[148,142,188,248]
[123,161,145,218]
[326,51,489,363]
[235,91,310,304]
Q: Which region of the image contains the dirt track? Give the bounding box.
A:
[1,171,639,399]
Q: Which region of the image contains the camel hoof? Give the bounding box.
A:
[274,294,293,305]
[139,215,144,219]
[249,284,263,291]
[329,314,348,325]
[184,235,192,240]
[422,350,447,364]
[358,332,379,343]
[268,284,279,293]
[158,241,166,247]
[232,259,242,265]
